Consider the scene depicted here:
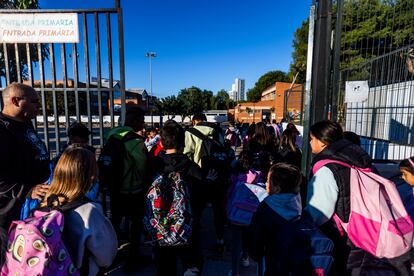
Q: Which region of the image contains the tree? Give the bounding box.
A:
[247,70,290,102]
[212,89,235,110]
[201,89,214,111]
[177,87,204,121]
[246,88,261,102]
[289,19,308,84]
[0,0,49,83]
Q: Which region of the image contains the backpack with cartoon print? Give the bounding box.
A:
[1,197,87,275]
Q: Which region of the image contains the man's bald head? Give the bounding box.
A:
[1,83,39,122]
[2,83,36,105]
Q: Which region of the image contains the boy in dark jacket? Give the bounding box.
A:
[151,120,216,276]
[248,163,303,276]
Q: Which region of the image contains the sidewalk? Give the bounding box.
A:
[108,206,258,276]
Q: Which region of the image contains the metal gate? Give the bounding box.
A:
[332,0,414,160]
[0,1,126,156]
[283,84,304,125]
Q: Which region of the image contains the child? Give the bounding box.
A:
[40,146,117,275]
[248,163,303,276]
[151,120,215,276]
[400,157,414,222]
[228,150,263,276]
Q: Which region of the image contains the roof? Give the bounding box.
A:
[127,88,147,95]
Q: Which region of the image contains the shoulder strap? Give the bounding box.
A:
[187,127,208,141]
[312,159,372,175]
[121,131,140,143]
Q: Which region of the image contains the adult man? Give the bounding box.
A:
[0,83,50,229]
[100,105,148,270]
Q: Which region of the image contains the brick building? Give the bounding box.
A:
[233,82,303,124]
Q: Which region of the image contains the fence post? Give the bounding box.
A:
[301,3,316,177]
[331,0,343,121]
[311,0,332,124]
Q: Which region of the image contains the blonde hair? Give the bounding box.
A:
[41,146,97,207]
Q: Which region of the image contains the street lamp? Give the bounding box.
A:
[146,51,156,126]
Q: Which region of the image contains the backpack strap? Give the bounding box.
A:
[121,131,140,143]
[187,127,208,141]
[39,194,91,213]
[312,159,372,175]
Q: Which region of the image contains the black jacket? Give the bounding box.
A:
[0,113,50,228]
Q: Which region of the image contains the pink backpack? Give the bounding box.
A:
[1,209,79,275]
[313,159,414,259]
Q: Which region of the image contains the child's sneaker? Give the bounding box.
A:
[241,256,250,267]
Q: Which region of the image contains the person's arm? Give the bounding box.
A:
[183,131,195,160]
[305,166,339,226]
[86,204,118,268]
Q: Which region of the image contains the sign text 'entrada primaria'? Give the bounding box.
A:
[0,13,79,43]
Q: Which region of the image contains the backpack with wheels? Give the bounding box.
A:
[143,172,192,246]
[313,159,414,259]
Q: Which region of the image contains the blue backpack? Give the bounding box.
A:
[271,212,334,275]
[227,181,268,225]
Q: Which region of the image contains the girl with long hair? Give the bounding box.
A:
[41,146,117,275]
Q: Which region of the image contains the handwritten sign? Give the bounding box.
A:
[0,13,79,43]
[345,81,369,103]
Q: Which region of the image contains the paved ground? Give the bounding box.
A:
[107,206,257,276]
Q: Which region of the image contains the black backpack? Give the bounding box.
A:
[98,131,139,200]
[186,127,228,174]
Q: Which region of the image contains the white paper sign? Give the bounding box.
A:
[345,81,369,103]
[0,13,79,43]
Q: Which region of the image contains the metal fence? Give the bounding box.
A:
[283,84,304,125]
[332,0,414,161]
[0,2,126,156]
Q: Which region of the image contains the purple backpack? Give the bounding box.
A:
[1,206,81,275]
[313,159,414,259]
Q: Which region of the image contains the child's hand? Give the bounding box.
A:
[206,169,218,181]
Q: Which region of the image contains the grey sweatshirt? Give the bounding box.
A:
[63,202,118,275]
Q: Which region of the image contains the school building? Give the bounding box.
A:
[232,82,303,124]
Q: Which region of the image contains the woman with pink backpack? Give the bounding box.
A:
[306,120,412,275]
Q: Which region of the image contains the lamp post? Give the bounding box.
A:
[146,51,156,126]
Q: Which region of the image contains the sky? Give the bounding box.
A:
[38,0,311,98]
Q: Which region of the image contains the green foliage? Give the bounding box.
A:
[246,88,261,102]
[289,19,308,84]
[157,87,236,120]
[289,0,414,81]
[247,70,289,102]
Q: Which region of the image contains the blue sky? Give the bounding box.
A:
[39,0,311,98]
